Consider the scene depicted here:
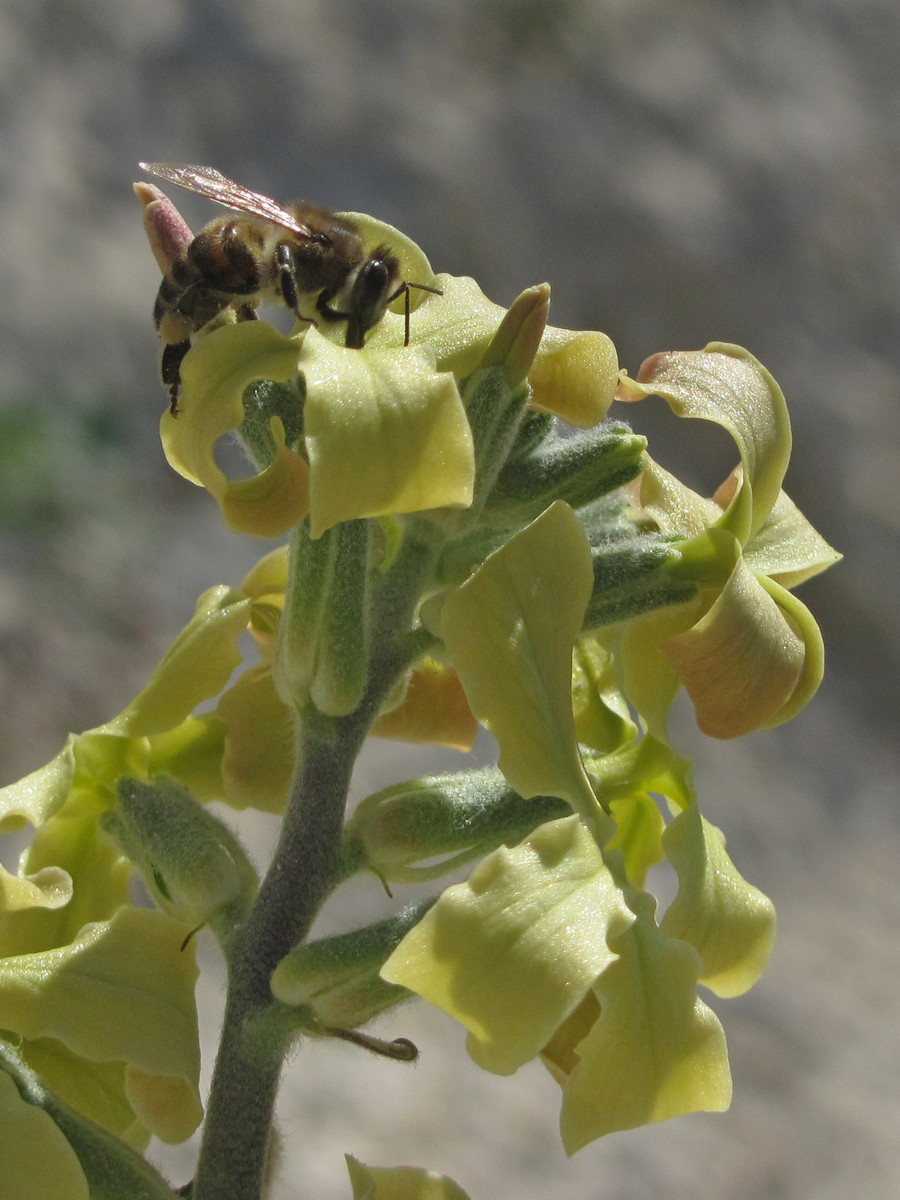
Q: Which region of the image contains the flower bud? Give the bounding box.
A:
[271,904,433,1028]
[343,766,570,883]
[483,421,646,528]
[102,778,257,943]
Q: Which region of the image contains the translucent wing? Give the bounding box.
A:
[139,162,321,240]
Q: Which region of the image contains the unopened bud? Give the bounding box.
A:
[271,903,433,1028]
[103,777,257,944]
[343,766,569,883]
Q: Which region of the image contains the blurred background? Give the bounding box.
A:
[1,1,898,1196]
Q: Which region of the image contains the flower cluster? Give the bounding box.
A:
[0,196,838,1199]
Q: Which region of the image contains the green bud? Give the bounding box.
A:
[271,903,434,1029]
[504,407,555,461]
[483,422,646,527]
[102,777,257,946]
[584,530,698,627]
[273,518,371,717]
[343,766,570,883]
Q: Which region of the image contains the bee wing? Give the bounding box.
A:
[139,162,322,241]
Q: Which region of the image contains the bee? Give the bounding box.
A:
[139,162,440,411]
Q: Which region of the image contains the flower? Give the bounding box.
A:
[152,209,619,542]
[613,343,841,738]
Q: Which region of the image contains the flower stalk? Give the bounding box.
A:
[0,186,839,1200]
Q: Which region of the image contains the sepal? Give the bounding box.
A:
[273,519,372,717]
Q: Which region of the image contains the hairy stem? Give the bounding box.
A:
[192,527,439,1200]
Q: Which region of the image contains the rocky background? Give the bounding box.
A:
[1,1,898,1197]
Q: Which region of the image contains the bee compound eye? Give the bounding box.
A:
[353,258,393,316]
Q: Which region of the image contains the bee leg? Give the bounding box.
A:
[161,340,191,416]
[274,242,317,330]
[235,304,259,322]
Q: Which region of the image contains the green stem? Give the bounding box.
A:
[192,526,438,1200]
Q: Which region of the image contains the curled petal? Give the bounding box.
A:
[368,273,618,424]
[635,455,722,541]
[382,816,634,1076]
[0,908,201,1143]
[0,739,76,833]
[441,501,600,822]
[0,805,132,958]
[661,557,806,738]
[660,805,776,997]
[371,660,479,752]
[160,322,309,537]
[302,333,473,537]
[556,893,732,1151]
[100,586,253,737]
[754,575,826,728]
[619,344,791,544]
[346,1156,471,1200]
[742,488,842,586]
[0,865,72,916]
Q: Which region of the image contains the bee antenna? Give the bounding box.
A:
[387,280,443,346]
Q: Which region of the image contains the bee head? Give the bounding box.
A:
[345,246,402,348]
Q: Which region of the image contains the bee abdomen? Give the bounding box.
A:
[188,221,265,295]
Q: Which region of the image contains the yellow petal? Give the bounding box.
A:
[217,666,296,813]
[382,816,634,1075]
[0,738,76,833]
[0,1069,89,1200]
[302,333,473,537]
[661,558,805,738]
[0,908,201,1143]
[619,344,791,544]
[558,893,732,1151]
[346,1156,471,1200]
[660,805,776,997]
[100,586,252,737]
[441,501,600,822]
[742,488,842,586]
[368,273,618,423]
[160,321,309,537]
[529,324,618,427]
[371,660,479,751]
[0,865,72,916]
